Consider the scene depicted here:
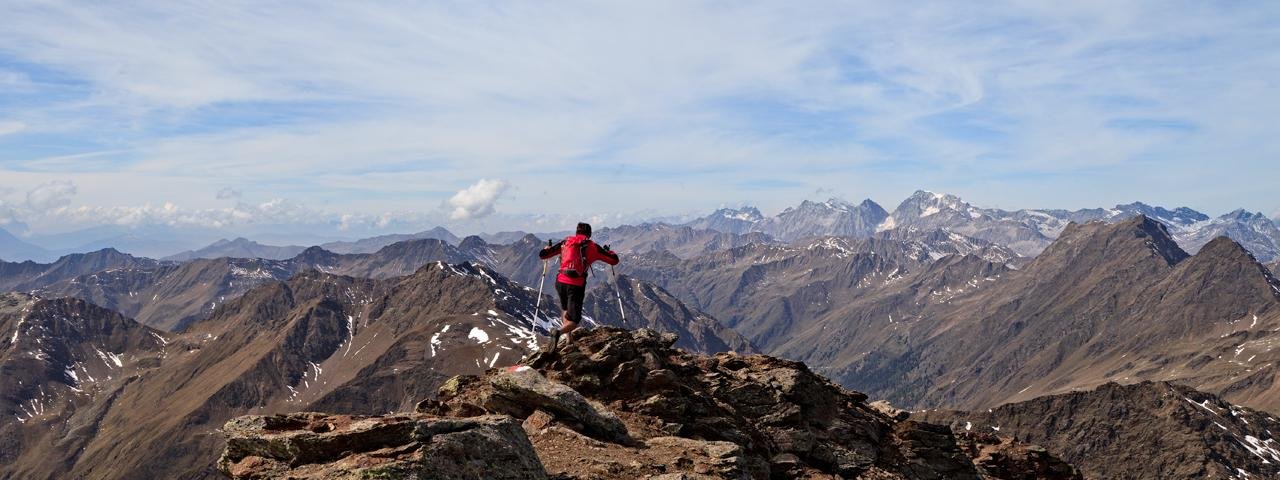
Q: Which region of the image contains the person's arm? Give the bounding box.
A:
[539,240,563,260]
[593,242,620,265]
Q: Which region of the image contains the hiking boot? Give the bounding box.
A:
[547,329,562,352]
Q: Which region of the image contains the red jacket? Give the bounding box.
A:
[538,234,619,286]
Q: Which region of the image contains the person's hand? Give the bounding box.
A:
[603,244,612,251]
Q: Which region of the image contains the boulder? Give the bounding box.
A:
[488,365,632,444]
[956,432,1083,480]
[218,412,547,479]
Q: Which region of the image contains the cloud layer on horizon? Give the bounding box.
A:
[0,1,1277,235]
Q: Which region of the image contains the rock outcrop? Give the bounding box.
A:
[218,412,546,479]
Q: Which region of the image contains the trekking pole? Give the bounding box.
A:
[533,259,549,328]
[610,264,627,326]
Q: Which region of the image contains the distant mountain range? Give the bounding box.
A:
[318,226,460,254]
[0,227,52,263]
[162,237,309,261]
[685,190,1280,261]
[3,191,1276,266]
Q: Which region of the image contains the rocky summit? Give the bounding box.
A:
[222,327,1080,479]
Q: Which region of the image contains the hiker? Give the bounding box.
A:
[538,222,619,347]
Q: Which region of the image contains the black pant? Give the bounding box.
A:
[555,281,586,324]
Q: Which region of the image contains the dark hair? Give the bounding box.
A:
[576,222,592,237]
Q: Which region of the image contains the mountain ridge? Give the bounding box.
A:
[919,381,1280,479]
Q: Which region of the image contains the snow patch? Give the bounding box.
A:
[1241,435,1280,463]
[429,325,450,357]
[95,348,123,368]
[469,327,490,344]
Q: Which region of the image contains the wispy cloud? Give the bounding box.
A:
[0,1,1276,235]
[0,121,25,136]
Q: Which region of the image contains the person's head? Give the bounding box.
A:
[576,222,592,237]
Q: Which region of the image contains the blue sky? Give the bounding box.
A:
[0,1,1277,236]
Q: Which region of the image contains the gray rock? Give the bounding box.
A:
[218,412,547,479]
[489,365,631,444]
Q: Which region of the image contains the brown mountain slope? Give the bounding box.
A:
[770,253,1011,394]
[456,233,546,286]
[32,239,471,332]
[0,294,171,478]
[2,262,550,479]
[621,234,1010,352]
[581,274,757,354]
[590,223,779,258]
[919,381,1280,479]
[41,257,297,332]
[776,216,1280,413]
[0,248,159,292]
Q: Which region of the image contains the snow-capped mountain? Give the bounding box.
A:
[876,191,1059,256]
[684,198,888,242]
[760,198,889,241]
[682,192,1280,262]
[1174,209,1280,262]
[684,206,764,235]
[874,191,1280,261]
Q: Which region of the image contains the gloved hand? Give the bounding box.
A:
[603,244,612,252]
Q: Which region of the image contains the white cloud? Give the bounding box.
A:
[446,179,510,220]
[26,180,77,212]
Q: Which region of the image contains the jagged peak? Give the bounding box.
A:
[1120,216,1188,264]
[299,245,328,254]
[1112,203,1208,224]
[373,237,452,255]
[458,235,488,249]
[75,247,128,257]
[1196,235,1258,261]
[1116,201,1153,210]
[896,190,972,212]
[857,198,887,211]
[1046,215,1189,267]
[1220,208,1268,222]
[1184,236,1280,297]
[713,205,763,222]
[420,226,456,235]
[292,245,338,262]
